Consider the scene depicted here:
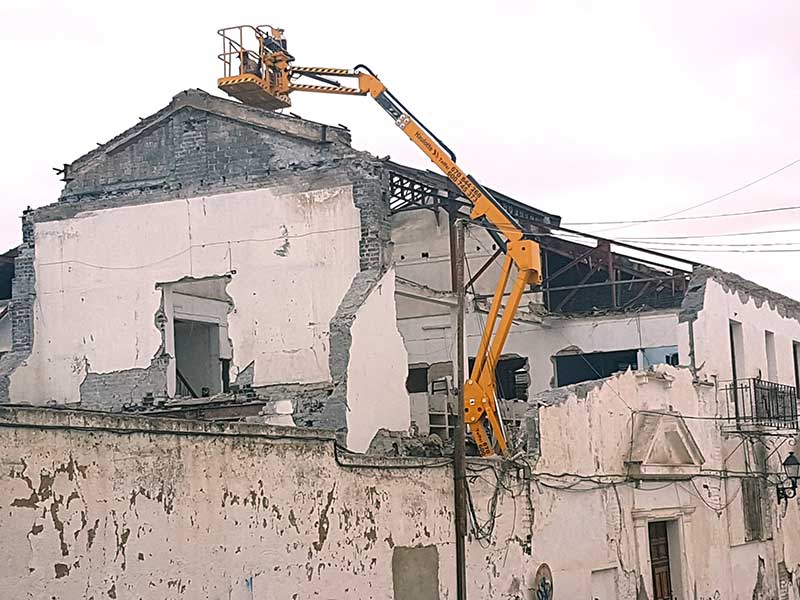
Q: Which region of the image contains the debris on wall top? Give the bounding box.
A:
[367,428,452,458]
[680,266,800,323]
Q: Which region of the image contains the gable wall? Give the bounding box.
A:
[0,93,410,448]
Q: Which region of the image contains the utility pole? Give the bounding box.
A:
[449,209,468,600]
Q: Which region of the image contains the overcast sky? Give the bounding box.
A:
[2,1,800,296]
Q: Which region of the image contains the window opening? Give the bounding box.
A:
[765,330,777,381]
[554,349,638,387]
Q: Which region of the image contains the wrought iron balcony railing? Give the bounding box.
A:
[723,378,799,430]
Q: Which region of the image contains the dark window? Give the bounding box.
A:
[467,355,530,401]
[406,366,429,393]
[742,478,764,542]
[729,320,745,382]
[554,349,638,387]
[793,342,800,392]
[0,248,16,301]
[174,319,221,398]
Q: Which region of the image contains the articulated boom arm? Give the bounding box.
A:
[217,25,542,456]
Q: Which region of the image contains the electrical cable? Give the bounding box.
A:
[615,227,800,241]
[593,156,800,234]
[37,225,362,271]
[618,246,800,254]
[660,157,800,218]
[562,204,800,226]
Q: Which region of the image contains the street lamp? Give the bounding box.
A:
[777,452,800,505]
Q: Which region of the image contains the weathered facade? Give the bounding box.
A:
[2,359,799,598]
[2,88,800,598]
[0,90,410,451]
[0,406,533,599]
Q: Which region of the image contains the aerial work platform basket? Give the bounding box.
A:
[217,25,292,110]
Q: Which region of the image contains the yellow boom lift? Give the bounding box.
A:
[217,25,542,457]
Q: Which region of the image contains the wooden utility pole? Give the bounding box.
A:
[449,211,468,600]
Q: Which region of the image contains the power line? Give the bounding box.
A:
[553,232,800,245]
[614,240,800,248]
[592,156,800,234]
[631,245,800,254]
[562,204,800,226]
[659,157,800,219]
[615,227,800,241]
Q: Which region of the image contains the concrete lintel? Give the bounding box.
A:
[395,277,456,307]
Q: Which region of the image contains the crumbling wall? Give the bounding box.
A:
[79,356,170,411]
[400,302,682,395]
[7,178,362,406]
[0,211,37,401]
[528,368,786,599]
[2,90,407,444]
[54,90,352,207]
[0,406,533,599]
[344,268,411,452]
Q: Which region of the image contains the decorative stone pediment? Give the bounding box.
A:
[625,411,705,479]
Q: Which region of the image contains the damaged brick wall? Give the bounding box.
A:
[0,209,37,401]
[1,89,398,416]
[55,90,353,206]
[79,356,170,412]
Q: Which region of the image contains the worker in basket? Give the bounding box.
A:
[240,51,262,78]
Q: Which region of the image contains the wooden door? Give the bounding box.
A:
[648,521,673,600]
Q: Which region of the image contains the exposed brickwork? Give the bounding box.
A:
[79,356,170,412]
[1,89,394,417]
[0,210,37,402]
[351,169,392,270]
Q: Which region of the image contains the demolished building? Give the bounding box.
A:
[1,89,800,598]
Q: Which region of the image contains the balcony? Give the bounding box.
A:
[723,378,799,430]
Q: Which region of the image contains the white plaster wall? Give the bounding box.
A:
[689,277,800,385]
[346,268,411,452]
[534,368,790,599]
[2,373,796,600]
[0,408,533,600]
[9,185,361,404]
[399,308,681,394]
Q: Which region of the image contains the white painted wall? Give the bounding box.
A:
[393,207,685,394]
[399,308,681,394]
[3,370,797,600]
[0,407,533,600]
[686,277,800,385]
[533,367,795,599]
[9,185,361,404]
[346,268,411,452]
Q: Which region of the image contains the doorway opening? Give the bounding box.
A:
[174,319,224,397]
[158,276,233,398]
[648,520,683,600]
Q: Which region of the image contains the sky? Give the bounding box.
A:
[1,1,800,296]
